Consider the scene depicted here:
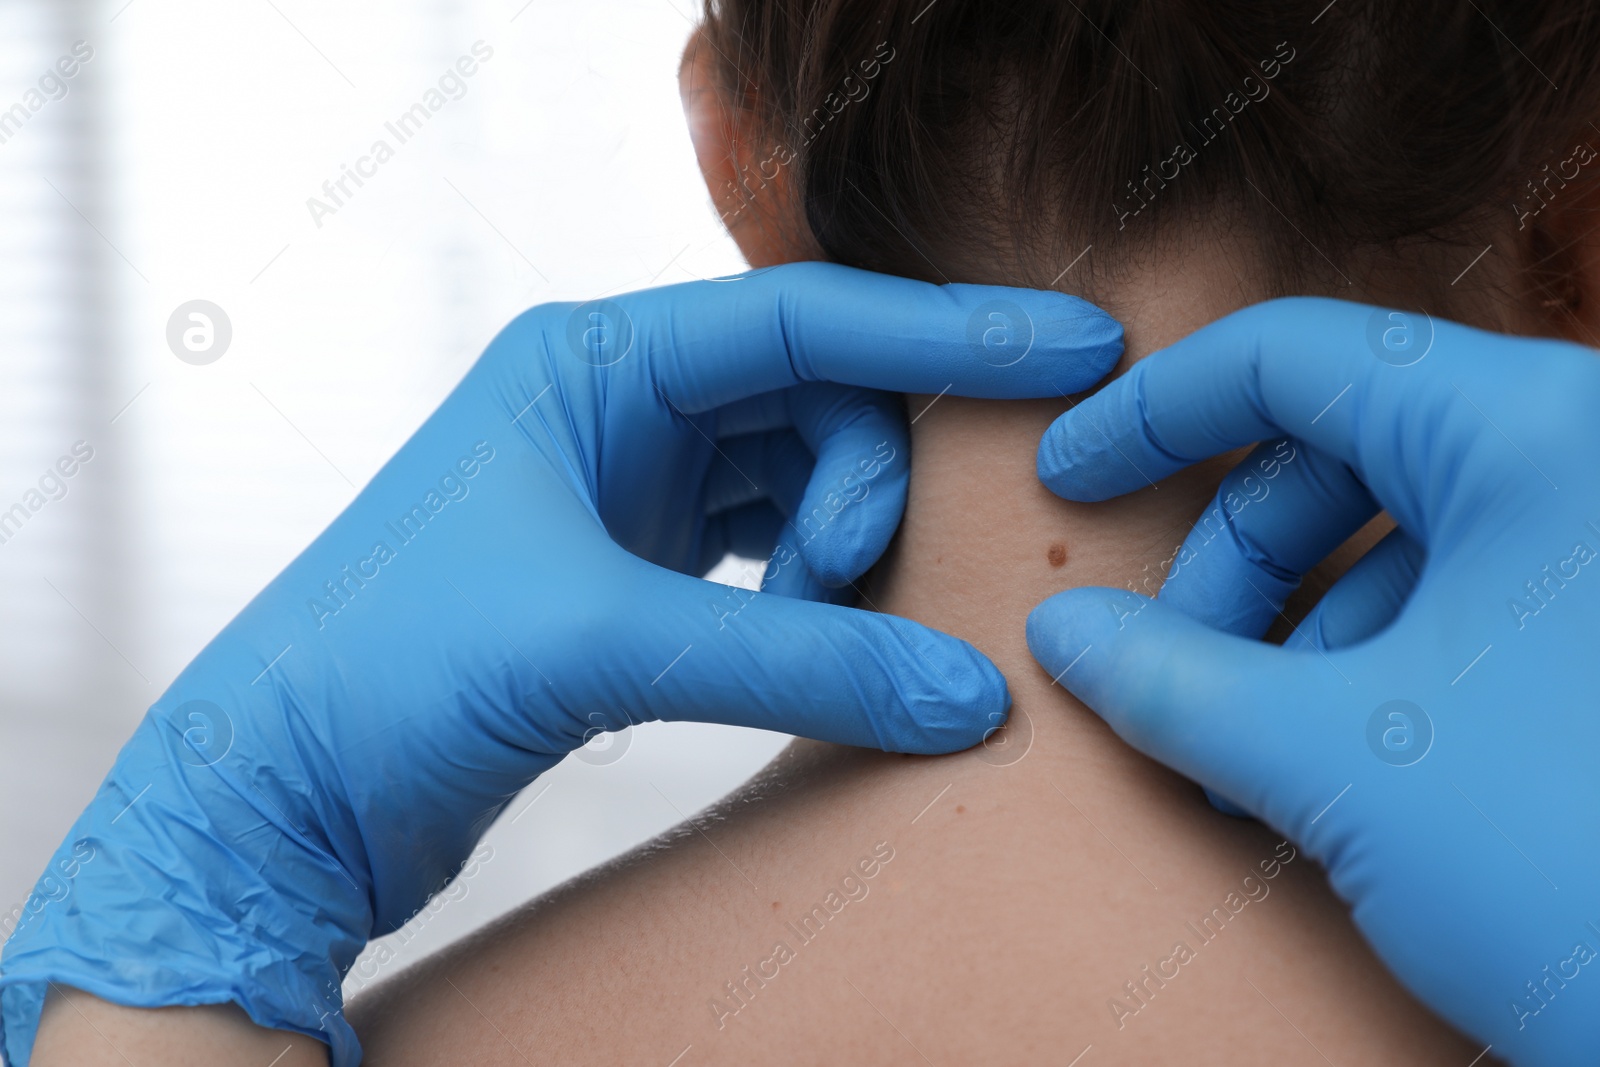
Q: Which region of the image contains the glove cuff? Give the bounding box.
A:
[0,713,370,1066]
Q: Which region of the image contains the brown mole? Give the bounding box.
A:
[1046,542,1067,567]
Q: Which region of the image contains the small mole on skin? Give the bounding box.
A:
[955,804,966,814]
[771,901,781,910]
[1047,543,1068,567]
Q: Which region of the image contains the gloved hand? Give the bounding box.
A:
[0,262,1121,1067]
[1027,296,1600,1065]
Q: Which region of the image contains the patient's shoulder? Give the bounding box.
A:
[350,726,1477,1066]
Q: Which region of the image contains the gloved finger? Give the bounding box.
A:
[699,420,886,600]
[608,261,1124,413]
[692,504,857,607]
[694,500,787,575]
[1292,526,1424,652]
[1201,787,1252,819]
[1036,298,1460,538]
[702,430,812,517]
[769,554,858,606]
[1162,439,1379,638]
[1167,437,1374,820]
[785,383,909,587]
[714,389,792,438]
[757,523,858,605]
[1026,586,1340,825]
[624,566,1009,753]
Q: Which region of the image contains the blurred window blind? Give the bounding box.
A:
[0,0,767,995]
[0,1,110,708]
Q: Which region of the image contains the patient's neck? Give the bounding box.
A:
[870,273,1253,682]
[867,222,1536,710]
[875,394,1218,667]
[868,229,1474,681]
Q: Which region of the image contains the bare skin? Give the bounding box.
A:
[31,26,1600,1067]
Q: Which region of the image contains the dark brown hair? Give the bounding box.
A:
[700,0,1600,307]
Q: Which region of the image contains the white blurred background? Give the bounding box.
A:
[0,0,789,1007]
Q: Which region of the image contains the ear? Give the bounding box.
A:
[679,29,823,268]
[1518,139,1600,347]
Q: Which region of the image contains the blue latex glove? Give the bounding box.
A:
[0,262,1121,1067]
[1028,296,1600,1065]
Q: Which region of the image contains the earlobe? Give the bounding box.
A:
[679,28,823,267]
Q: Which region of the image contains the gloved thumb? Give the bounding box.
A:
[607,566,1008,754]
[1027,586,1326,820]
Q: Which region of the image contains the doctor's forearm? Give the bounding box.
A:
[31,985,326,1067]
